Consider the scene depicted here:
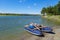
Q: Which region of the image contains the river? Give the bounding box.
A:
[0,16,59,40]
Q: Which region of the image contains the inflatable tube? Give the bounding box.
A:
[42,27,53,32]
[24,27,42,35]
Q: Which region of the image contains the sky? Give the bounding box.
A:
[0,0,59,14]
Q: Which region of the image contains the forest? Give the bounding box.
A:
[41,1,60,15]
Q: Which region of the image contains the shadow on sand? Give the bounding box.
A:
[31,33,45,37]
[32,32,55,37]
[37,34,45,37]
[46,32,55,34]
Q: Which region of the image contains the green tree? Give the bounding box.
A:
[57,1,60,15]
[41,7,46,14]
[41,1,60,15]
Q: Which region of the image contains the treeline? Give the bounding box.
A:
[41,1,60,15]
[0,13,39,16]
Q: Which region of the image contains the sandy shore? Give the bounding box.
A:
[20,27,60,40]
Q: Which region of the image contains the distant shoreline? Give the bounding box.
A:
[0,13,40,16]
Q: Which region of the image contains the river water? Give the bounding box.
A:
[0,16,58,40]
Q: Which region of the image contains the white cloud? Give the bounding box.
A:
[19,0,22,3]
[19,0,26,3]
[33,3,37,6]
[27,6,31,9]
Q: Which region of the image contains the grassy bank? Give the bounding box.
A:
[42,15,60,25]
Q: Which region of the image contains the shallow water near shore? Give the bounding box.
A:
[0,16,59,40]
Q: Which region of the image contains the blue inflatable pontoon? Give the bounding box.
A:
[42,27,53,32]
[24,27,42,35]
[24,26,53,35]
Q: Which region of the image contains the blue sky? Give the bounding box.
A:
[0,0,59,14]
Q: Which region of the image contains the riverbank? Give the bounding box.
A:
[0,16,60,40]
[19,15,60,40]
[20,27,60,40]
[42,15,60,25]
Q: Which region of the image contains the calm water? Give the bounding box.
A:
[0,16,58,40]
